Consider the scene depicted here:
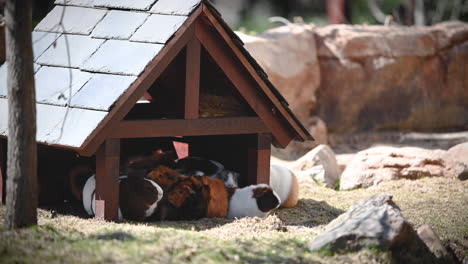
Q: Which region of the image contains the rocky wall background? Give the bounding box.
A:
[237,21,468,157]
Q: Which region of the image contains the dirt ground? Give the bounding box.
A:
[0,170,466,263]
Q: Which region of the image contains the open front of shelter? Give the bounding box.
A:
[0,0,313,221]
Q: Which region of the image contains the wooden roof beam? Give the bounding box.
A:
[111,117,269,138]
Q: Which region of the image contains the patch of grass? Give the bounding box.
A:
[0,175,466,263]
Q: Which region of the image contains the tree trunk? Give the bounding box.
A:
[327,0,346,24]
[4,0,38,229]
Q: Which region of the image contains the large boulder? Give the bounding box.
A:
[309,193,443,263]
[314,21,468,133]
[237,24,320,123]
[444,142,468,180]
[238,24,323,157]
[340,145,466,190]
[291,145,340,188]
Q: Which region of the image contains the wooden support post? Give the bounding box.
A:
[0,139,6,204]
[95,138,120,221]
[185,38,201,119]
[247,133,271,185]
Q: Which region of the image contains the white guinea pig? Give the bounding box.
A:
[269,164,299,208]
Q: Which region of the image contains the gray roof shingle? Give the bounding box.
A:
[35,66,92,106]
[32,31,62,61]
[91,10,149,40]
[36,34,105,68]
[70,74,137,111]
[150,0,201,16]
[35,6,107,35]
[81,40,163,76]
[92,0,158,11]
[0,98,107,148]
[130,14,187,44]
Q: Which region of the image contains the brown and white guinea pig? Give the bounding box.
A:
[82,175,163,221]
[269,164,299,208]
[227,184,281,219]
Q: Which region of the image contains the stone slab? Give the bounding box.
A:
[36,34,105,68]
[131,14,187,44]
[91,10,149,40]
[81,39,163,76]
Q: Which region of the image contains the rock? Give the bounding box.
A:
[309,193,439,263]
[340,145,466,190]
[335,153,355,174]
[238,25,324,160]
[291,145,340,188]
[417,224,458,264]
[314,21,468,133]
[444,142,468,181]
[294,165,325,186]
[271,116,327,160]
[237,24,320,123]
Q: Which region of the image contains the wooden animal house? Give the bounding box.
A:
[0,0,313,220]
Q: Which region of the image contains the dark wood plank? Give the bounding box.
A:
[185,38,201,119]
[79,6,203,157]
[194,18,294,147]
[247,133,271,185]
[95,138,120,221]
[0,139,6,204]
[112,117,269,138]
[200,5,309,143]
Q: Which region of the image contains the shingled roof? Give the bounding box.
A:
[0,0,312,154]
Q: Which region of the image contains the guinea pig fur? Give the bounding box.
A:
[69,164,94,201]
[227,184,281,219]
[123,149,177,175]
[269,164,299,208]
[199,176,229,218]
[82,175,163,221]
[146,165,184,192]
[153,176,208,221]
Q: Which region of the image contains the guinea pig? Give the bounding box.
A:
[82,175,163,221]
[69,164,94,201]
[199,176,229,218]
[227,184,281,219]
[153,176,208,221]
[269,164,299,208]
[216,170,240,188]
[122,149,177,175]
[175,157,240,188]
[146,165,184,192]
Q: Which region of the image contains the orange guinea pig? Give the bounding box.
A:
[167,177,197,208]
[199,176,229,218]
[146,165,184,192]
